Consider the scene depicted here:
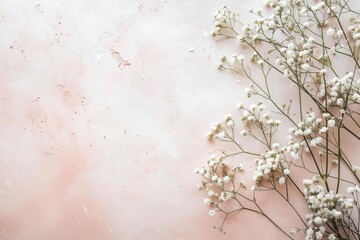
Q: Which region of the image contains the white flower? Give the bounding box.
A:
[220,191,232,201]
[303,128,312,136]
[352,93,360,102]
[252,34,260,41]
[279,177,286,185]
[319,69,327,75]
[299,50,309,57]
[332,211,342,218]
[310,137,322,147]
[209,209,217,216]
[226,120,234,127]
[352,166,360,172]
[239,180,246,187]
[290,151,299,160]
[303,179,313,185]
[278,0,286,8]
[347,186,355,194]
[315,231,323,239]
[301,63,310,71]
[250,104,257,110]
[313,216,323,225]
[223,176,230,183]
[328,234,336,240]
[216,131,226,139]
[327,27,335,37]
[245,87,252,97]
[353,33,360,39]
[258,104,266,110]
[322,113,330,118]
[237,55,245,61]
[336,98,344,107]
[272,143,280,149]
[319,127,328,134]
[306,228,314,238]
[284,169,290,175]
[328,119,336,127]
[208,190,215,197]
[287,58,294,65]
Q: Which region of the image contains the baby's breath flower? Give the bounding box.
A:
[327,27,336,37]
[328,234,336,240]
[237,55,245,61]
[223,176,230,183]
[196,2,360,237]
[328,119,336,128]
[319,127,328,134]
[244,87,252,97]
[204,198,211,205]
[209,209,217,216]
[319,69,327,75]
[207,190,215,197]
[239,180,246,188]
[301,63,310,71]
[220,191,232,202]
[279,177,285,185]
[352,166,360,173]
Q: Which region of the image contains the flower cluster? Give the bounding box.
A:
[287,112,339,152]
[303,177,357,240]
[326,27,343,40]
[211,6,238,38]
[318,72,360,109]
[239,101,281,129]
[253,144,288,184]
[194,153,246,217]
[196,0,360,238]
[349,19,360,47]
[286,112,323,156]
[206,121,224,139]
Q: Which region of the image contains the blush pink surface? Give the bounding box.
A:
[0,0,296,239]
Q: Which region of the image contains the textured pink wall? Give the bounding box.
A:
[0,0,296,239]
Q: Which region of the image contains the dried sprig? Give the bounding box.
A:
[195,1,360,239]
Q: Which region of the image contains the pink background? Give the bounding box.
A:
[0,0,296,239]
